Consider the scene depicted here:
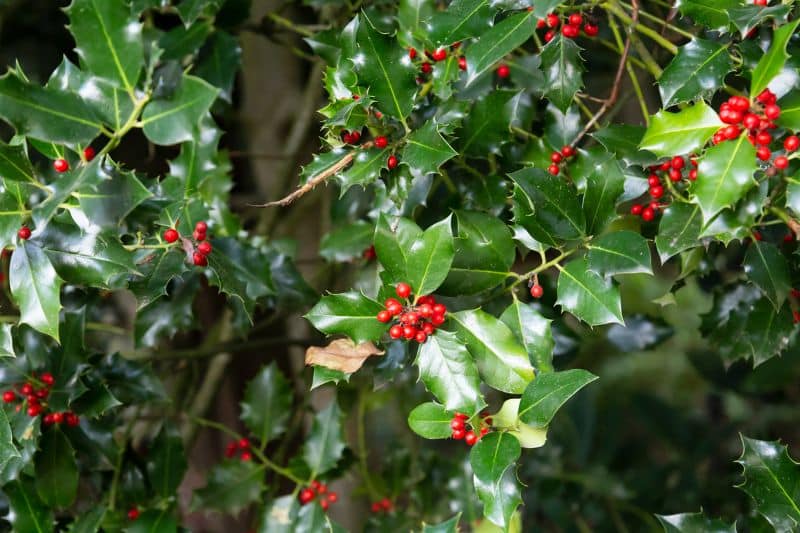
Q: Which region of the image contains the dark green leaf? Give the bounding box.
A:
[657,511,737,533]
[457,90,515,157]
[588,230,653,277]
[0,181,26,251]
[402,120,457,178]
[35,427,78,507]
[592,124,654,166]
[540,36,585,112]
[655,203,703,262]
[177,0,223,25]
[427,0,493,45]
[422,514,461,532]
[0,409,20,473]
[32,157,104,229]
[0,141,36,186]
[241,363,293,445]
[691,135,757,222]
[146,425,187,498]
[206,237,274,321]
[744,240,791,310]
[470,431,521,483]
[303,401,345,476]
[519,369,598,428]
[10,242,63,341]
[415,330,485,413]
[125,509,177,533]
[335,147,388,193]
[582,151,626,233]
[305,292,385,344]
[68,507,106,533]
[750,18,800,96]
[659,39,732,107]
[192,460,264,514]
[640,101,722,158]
[397,0,434,43]
[320,221,373,262]
[129,249,189,309]
[141,75,218,145]
[473,465,521,529]
[196,31,242,102]
[465,11,537,87]
[556,259,624,326]
[729,4,791,37]
[710,296,793,366]
[677,0,738,31]
[408,402,453,439]
[777,92,800,131]
[532,0,562,18]
[5,478,53,533]
[77,167,152,227]
[500,299,554,373]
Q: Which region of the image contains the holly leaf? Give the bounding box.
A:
[676,0,738,31]
[192,460,265,514]
[744,240,790,311]
[540,35,585,113]
[450,309,534,394]
[415,330,485,414]
[303,401,345,476]
[470,431,521,484]
[0,141,37,186]
[206,238,274,321]
[427,0,493,45]
[305,292,385,344]
[457,90,515,157]
[556,258,624,326]
[659,39,732,107]
[129,249,189,309]
[335,147,388,193]
[640,101,722,158]
[177,0,224,25]
[401,120,457,178]
[320,221,373,262]
[408,402,453,439]
[141,76,218,145]
[532,0,562,18]
[657,511,737,533]
[0,409,20,473]
[655,203,703,263]
[439,210,515,296]
[750,18,800,97]
[125,510,177,533]
[422,514,461,532]
[736,435,800,531]
[777,92,800,131]
[592,124,654,166]
[10,242,63,342]
[397,0,434,43]
[240,363,293,446]
[5,478,54,533]
[729,4,791,37]
[66,0,144,93]
[500,299,554,374]
[691,135,757,222]
[77,167,152,227]
[710,296,793,366]
[146,425,187,498]
[473,465,522,530]
[582,150,626,233]
[518,369,598,428]
[0,181,25,251]
[35,427,78,508]
[196,31,242,103]
[587,230,653,277]
[0,71,102,145]
[258,495,333,532]
[465,11,537,87]
[354,13,416,121]
[510,167,586,246]
[32,157,104,229]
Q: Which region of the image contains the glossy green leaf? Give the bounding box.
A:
[129,249,189,309]
[35,427,78,508]
[470,431,521,483]
[737,435,800,530]
[335,147,388,193]
[125,510,177,533]
[691,135,757,221]
[582,151,626,233]
[206,238,274,321]
[196,31,242,102]
[777,92,800,131]
[408,402,453,439]
[0,323,15,358]
[241,363,293,445]
[258,495,332,533]
[68,507,106,533]
[640,101,722,158]
[77,168,152,227]
[676,0,738,31]
[457,90,515,157]
[439,210,515,296]
[177,0,223,25]
[500,299,554,374]
[402,120,457,178]
[592,124,654,166]
[659,39,732,107]
[519,369,598,428]
[744,240,791,310]
[422,514,461,532]
[5,478,54,533]
[146,425,187,498]
[0,181,25,251]
[510,167,586,246]
[10,242,63,341]
[710,296,793,367]
[415,330,485,413]
[532,0,562,18]
[32,157,104,229]
[304,401,345,476]
[655,203,703,262]
[0,409,20,473]
[730,4,791,37]
[397,0,434,43]
[556,259,624,326]
[192,460,264,514]
[66,0,144,92]
[320,221,373,262]
[587,230,653,277]
[750,19,800,97]
[465,11,537,87]
[0,141,36,186]
[473,465,522,529]
[141,76,218,145]
[305,292,386,344]
[427,0,493,45]
[657,511,737,533]
[540,35,585,112]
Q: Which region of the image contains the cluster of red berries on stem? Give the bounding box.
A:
[410,41,466,78]
[450,411,491,446]
[299,480,338,510]
[370,498,394,514]
[224,438,252,461]
[538,12,599,42]
[342,129,362,145]
[3,372,78,425]
[548,145,576,175]
[377,283,447,344]
[631,155,698,222]
[164,221,212,266]
[52,147,95,174]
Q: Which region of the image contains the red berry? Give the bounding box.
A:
[327,492,338,503]
[17,226,31,240]
[193,252,208,266]
[548,164,560,175]
[496,64,510,78]
[546,13,560,27]
[561,145,575,157]
[421,62,432,74]
[238,438,250,449]
[20,383,33,395]
[455,412,468,420]
[418,304,433,318]
[464,431,478,446]
[197,241,212,256]
[431,313,446,326]
[743,113,760,130]
[396,282,412,299]
[375,136,388,149]
[785,135,799,152]
[52,412,64,424]
[415,331,427,343]
[300,488,316,505]
[551,152,563,164]
[53,158,69,173]
[195,221,208,233]
[757,146,771,161]
[164,229,179,243]
[83,147,96,161]
[432,48,447,61]
[561,24,579,38]
[530,284,544,298]
[451,418,465,431]
[432,303,446,315]
[27,405,41,417]
[668,168,682,182]
[544,30,555,42]
[377,310,391,323]
[775,156,789,170]
[764,104,781,120]
[409,48,417,60]
[756,131,772,145]
[794,311,800,324]
[2,391,14,403]
[238,451,251,461]
[641,207,655,222]
[35,388,48,399]
[380,498,392,510]
[363,245,376,260]
[480,427,489,436]
[193,230,206,242]
[403,326,416,339]
[43,413,55,426]
[225,442,237,457]
[320,499,330,511]
[724,125,741,140]
[127,508,139,521]
[458,57,467,71]
[583,23,599,36]
[65,412,79,426]
[630,204,643,215]
[537,18,546,28]
[389,325,403,339]
[452,428,465,439]
[688,169,698,180]
[422,322,435,335]
[387,155,398,169]
[650,185,664,199]
[568,13,583,26]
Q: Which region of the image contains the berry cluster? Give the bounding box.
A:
[630,156,698,222]
[342,129,361,145]
[299,480,339,511]
[547,145,576,175]
[538,12,599,43]
[450,411,491,446]
[164,221,212,266]
[370,498,394,514]
[410,41,467,79]
[376,283,447,344]
[52,147,95,174]
[224,438,252,461]
[3,373,78,425]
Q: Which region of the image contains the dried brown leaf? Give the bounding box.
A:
[305,338,384,373]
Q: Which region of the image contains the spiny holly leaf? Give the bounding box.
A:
[146,425,187,498]
[750,18,800,97]
[159,20,213,60]
[402,120,457,179]
[141,76,218,145]
[659,39,732,107]
[32,157,104,229]
[465,11,537,87]
[582,150,626,233]
[241,363,293,445]
[655,203,703,263]
[450,309,534,394]
[729,4,792,37]
[258,495,332,532]
[427,0,493,46]
[532,0,562,18]
[657,511,737,533]
[304,401,346,477]
[10,242,63,342]
[0,324,14,358]
[397,0,434,44]
[354,13,416,121]
[373,214,454,296]
[415,330,485,414]
[473,464,522,530]
[691,135,757,222]
[68,507,105,533]
[76,168,152,227]
[35,427,78,508]
[640,101,722,158]
[711,296,793,366]
[556,259,624,326]
[0,141,36,186]
[320,221,373,262]
[305,292,385,344]
[0,181,25,251]
[519,369,598,428]
[588,230,653,277]
[206,237,274,321]
[408,402,453,439]
[5,478,54,533]
[700,181,767,245]
[744,240,790,310]
[129,248,189,309]
[540,35,585,113]
[192,460,265,514]
[777,92,800,131]
[0,409,20,473]
[196,31,242,103]
[335,147,388,193]
[0,71,102,145]
[66,0,144,93]
[422,514,461,532]
[736,435,800,530]
[432,55,461,100]
[457,90,515,157]
[676,0,738,31]
[500,299,554,374]
[510,167,586,246]
[470,431,521,484]
[439,210,515,296]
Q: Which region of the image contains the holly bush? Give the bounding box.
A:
[0,0,799,531]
